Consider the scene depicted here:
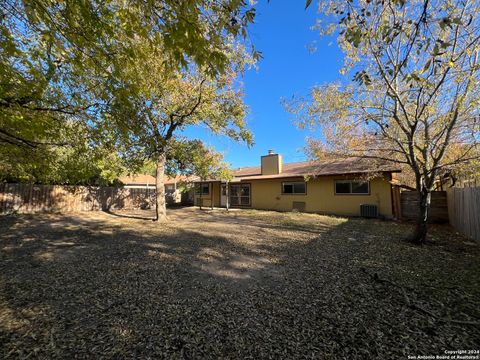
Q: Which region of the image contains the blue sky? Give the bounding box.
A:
[183,1,344,169]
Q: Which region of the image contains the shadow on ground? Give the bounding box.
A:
[0,208,479,359]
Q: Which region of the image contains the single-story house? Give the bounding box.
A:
[119,174,192,191]
[118,174,156,189]
[193,150,401,218]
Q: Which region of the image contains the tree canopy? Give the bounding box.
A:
[290,0,480,243]
[0,0,258,184]
[100,33,253,220]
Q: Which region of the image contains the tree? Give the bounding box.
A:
[0,133,125,185]
[1,0,258,182]
[103,40,252,220]
[168,140,233,210]
[292,0,480,243]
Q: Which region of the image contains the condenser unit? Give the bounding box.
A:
[360,204,378,218]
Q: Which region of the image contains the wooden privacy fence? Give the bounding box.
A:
[447,187,480,242]
[0,183,156,214]
[400,191,449,223]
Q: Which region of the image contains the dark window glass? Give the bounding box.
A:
[282,182,306,194]
[195,183,209,195]
[282,181,307,194]
[229,184,251,206]
[240,196,250,205]
[293,182,306,194]
[335,181,351,194]
[352,181,369,194]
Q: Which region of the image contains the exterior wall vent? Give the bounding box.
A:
[360,204,378,218]
[292,201,306,212]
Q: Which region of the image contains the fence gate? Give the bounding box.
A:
[400,191,449,223]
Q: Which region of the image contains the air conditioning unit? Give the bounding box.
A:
[360,204,378,218]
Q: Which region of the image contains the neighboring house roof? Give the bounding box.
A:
[230,158,401,181]
[119,174,156,186]
[119,174,197,186]
[164,174,199,184]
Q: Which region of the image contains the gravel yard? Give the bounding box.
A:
[1,208,479,359]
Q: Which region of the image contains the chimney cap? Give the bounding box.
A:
[268,149,275,155]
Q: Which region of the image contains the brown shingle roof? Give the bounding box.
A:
[232,166,262,177]
[232,158,400,181]
[162,175,199,184]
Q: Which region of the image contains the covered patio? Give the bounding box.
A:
[194,181,251,209]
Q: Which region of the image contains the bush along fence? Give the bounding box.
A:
[0,183,156,214]
[447,187,480,242]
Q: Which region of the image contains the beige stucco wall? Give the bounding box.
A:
[193,175,394,217]
[248,175,393,217]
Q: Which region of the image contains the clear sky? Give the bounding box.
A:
[183,1,344,169]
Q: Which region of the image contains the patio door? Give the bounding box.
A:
[229,183,251,207]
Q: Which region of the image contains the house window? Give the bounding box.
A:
[282,181,306,194]
[230,184,250,206]
[195,183,210,195]
[335,180,369,194]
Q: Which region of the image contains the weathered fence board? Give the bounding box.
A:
[447,187,480,242]
[400,191,449,223]
[392,185,402,220]
[0,183,156,214]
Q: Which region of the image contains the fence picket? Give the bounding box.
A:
[0,184,157,214]
[400,191,449,223]
[446,187,479,242]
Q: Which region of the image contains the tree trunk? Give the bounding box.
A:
[411,190,431,244]
[154,152,167,222]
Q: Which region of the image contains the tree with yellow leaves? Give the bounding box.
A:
[289,0,480,243]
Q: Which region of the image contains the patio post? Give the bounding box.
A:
[211,182,214,210]
[226,180,229,211]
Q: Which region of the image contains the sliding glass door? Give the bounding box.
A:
[229,183,251,206]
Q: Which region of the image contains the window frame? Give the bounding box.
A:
[281,181,307,195]
[195,182,210,195]
[229,183,251,207]
[334,180,370,195]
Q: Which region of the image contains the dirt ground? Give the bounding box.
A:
[0,208,479,359]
